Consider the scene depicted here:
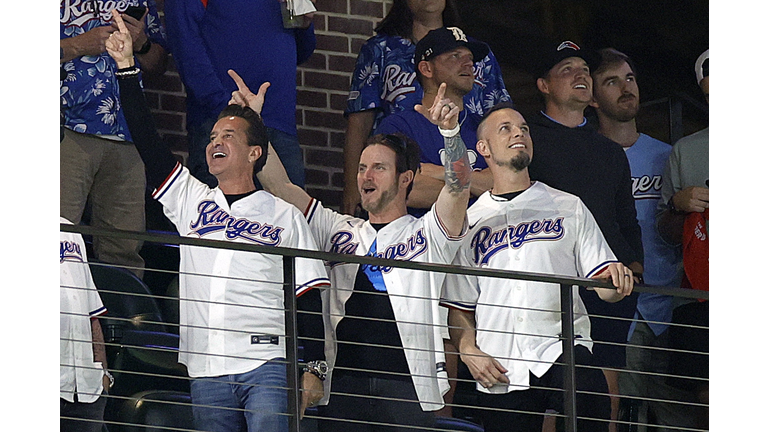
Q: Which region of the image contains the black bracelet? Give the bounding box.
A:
[135,39,152,55]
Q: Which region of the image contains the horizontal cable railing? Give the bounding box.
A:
[60,224,708,432]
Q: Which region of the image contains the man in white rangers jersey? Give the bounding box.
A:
[231,76,472,430]
[105,20,329,432]
[440,103,634,432]
[60,217,110,432]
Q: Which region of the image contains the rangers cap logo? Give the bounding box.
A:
[557,41,581,52]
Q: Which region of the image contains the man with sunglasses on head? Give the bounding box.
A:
[231,73,472,430]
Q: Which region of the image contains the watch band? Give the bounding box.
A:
[135,39,152,55]
[303,360,328,381]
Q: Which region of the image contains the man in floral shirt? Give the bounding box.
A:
[60,0,167,277]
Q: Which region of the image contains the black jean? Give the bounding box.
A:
[474,345,610,432]
[317,372,436,432]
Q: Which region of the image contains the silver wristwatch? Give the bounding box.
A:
[303,360,328,381]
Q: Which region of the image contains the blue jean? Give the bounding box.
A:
[188,117,306,188]
[190,360,288,432]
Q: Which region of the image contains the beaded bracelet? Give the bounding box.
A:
[115,66,140,78]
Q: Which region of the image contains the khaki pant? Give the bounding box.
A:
[60,129,146,278]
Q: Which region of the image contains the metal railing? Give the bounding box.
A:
[60,224,708,432]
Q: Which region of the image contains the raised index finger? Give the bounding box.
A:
[111,9,128,34]
[435,83,447,103]
[228,69,250,94]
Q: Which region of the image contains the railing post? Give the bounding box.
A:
[560,283,577,432]
[284,256,301,432]
[669,97,684,144]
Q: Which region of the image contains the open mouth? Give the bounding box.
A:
[573,83,588,90]
[212,151,227,159]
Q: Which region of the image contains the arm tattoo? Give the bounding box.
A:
[443,134,471,194]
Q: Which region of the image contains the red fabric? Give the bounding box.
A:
[682,209,709,292]
[201,0,208,7]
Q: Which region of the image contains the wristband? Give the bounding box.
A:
[135,39,152,55]
[438,123,460,138]
[104,370,115,387]
[115,66,141,78]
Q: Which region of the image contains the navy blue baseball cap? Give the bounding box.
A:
[536,40,599,78]
[415,27,490,63]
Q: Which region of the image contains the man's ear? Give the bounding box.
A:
[400,169,415,189]
[536,77,549,95]
[249,145,263,164]
[417,60,433,79]
[476,139,491,159]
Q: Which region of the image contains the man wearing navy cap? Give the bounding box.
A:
[526,40,644,427]
[375,27,494,217]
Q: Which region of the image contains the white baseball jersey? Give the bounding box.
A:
[153,164,330,378]
[60,217,107,403]
[440,183,618,394]
[304,198,465,411]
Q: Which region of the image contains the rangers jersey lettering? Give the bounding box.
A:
[441,183,618,394]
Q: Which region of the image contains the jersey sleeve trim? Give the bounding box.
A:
[152,161,184,201]
[439,300,476,311]
[433,208,467,241]
[304,198,319,222]
[89,305,107,317]
[586,260,620,278]
[295,278,331,298]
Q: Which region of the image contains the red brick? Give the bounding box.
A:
[306,186,342,208]
[328,16,374,36]
[351,1,384,18]
[315,0,348,14]
[154,112,184,132]
[328,54,358,73]
[305,168,330,186]
[304,71,351,92]
[143,72,184,93]
[330,131,347,149]
[297,90,328,109]
[144,91,160,110]
[306,148,345,169]
[310,13,326,32]
[301,52,327,70]
[298,128,329,147]
[331,171,346,188]
[350,37,369,55]
[160,94,187,112]
[304,110,347,130]
[316,34,349,53]
[330,93,349,111]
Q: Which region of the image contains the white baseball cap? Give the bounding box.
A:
[695,49,709,84]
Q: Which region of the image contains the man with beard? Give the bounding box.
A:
[526,41,643,420]
[235,76,472,430]
[375,27,494,217]
[591,48,699,430]
[440,102,635,432]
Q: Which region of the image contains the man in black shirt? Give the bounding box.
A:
[527,40,644,427]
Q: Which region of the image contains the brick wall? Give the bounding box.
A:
[143,0,392,210]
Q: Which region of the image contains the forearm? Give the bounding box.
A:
[135,43,168,75]
[257,144,312,211]
[91,318,107,368]
[434,133,471,236]
[448,308,478,355]
[60,35,100,63]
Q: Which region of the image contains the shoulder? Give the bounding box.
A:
[635,133,672,155]
[673,127,709,152]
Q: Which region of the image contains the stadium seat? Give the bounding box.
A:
[114,390,194,432]
[89,263,168,342]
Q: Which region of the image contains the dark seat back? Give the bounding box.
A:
[115,390,194,432]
